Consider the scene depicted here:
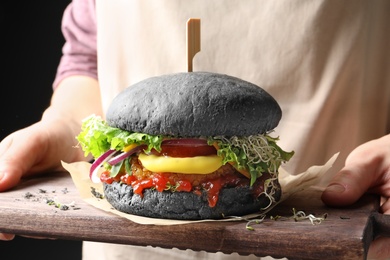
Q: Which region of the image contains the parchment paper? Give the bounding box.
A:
[61,152,338,225]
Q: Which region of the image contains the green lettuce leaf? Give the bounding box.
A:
[76,115,163,158]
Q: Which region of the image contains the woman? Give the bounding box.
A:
[1,0,389,259]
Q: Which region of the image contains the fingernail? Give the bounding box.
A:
[325,184,346,194]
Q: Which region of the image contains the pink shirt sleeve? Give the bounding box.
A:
[53,0,97,89]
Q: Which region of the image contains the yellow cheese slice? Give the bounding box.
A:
[123,143,138,152]
[138,153,223,174]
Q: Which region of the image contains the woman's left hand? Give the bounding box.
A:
[322,134,390,259]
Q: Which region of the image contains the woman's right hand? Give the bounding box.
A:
[0,76,102,241]
[0,117,86,240]
[0,118,86,192]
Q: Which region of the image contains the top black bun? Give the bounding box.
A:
[106,72,281,137]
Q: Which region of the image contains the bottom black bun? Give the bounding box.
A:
[103,178,281,220]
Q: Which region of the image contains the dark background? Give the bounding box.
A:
[0,1,82,259]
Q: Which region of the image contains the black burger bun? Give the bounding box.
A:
[103,176,281,220]
[106,72,282,137]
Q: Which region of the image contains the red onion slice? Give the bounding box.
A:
[90,149,117,183]
[107,145,147,166]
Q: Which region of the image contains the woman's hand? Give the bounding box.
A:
[0,76,101,241]
[0,117,86,240]
[0,119,85,192]
[322,134,390,259]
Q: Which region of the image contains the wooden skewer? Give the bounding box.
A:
[186,18,201,72]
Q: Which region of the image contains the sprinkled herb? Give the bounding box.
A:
[46,199,79,211]
[91,187,104,199]
[23,192,35,199]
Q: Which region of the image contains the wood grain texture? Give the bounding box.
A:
[0,172,380,260]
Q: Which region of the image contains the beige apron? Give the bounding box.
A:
[85,1,390,259]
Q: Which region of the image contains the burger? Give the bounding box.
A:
[76,72,294,220]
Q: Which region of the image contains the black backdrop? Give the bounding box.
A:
[0,1,82,259]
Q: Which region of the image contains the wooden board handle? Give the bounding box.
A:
[372,212,390,238]
[186,18,201,72]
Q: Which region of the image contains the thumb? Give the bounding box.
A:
[0,160,24,192]
[321,136,390,207]
[321,165,371,207]
[0,134,26,191]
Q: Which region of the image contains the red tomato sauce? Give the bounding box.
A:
[100,157,266,207]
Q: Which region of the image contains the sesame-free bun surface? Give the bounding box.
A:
[106,72,281,137]
[103,175,280,220]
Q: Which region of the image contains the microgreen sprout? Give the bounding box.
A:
[260,177,280,211]
[245,215,267,231]
[222,214,268,231]
[209,134,293,208]
[271,208,328,225]
[210,134,294,184]
[226,208,328,232]
[164,182,178,192]
[46,199,79,211]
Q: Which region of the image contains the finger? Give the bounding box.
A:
[321,164,378,207]
[321,166,374,206]
[380,197,390,214]
[0,233,15,241]
[368,237,390,260]
[0,135,26,192]
[321,137,390,207]
[0,168,23,193]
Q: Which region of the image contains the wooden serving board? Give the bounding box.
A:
[0,171,386,260]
